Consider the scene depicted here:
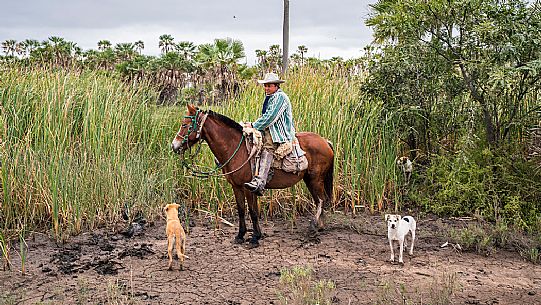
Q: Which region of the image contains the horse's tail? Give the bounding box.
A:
[325,140,334,203]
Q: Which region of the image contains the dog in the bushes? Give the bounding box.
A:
[396,156,413,185]
[385,214,417,264]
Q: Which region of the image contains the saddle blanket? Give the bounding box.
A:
[242,126,308,174]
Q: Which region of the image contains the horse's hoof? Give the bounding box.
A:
[247,241,259,249]
[308,234,321,244]
[309,220,318,233]
[247,237,260,248]
[233,236,245,244]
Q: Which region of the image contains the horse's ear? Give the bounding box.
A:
[187,104,196,114]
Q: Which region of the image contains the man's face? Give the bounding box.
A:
[264,83,279,95]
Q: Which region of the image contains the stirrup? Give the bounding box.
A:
[253,187,265,197]
[244,181,259,192]
[244,181,265,196]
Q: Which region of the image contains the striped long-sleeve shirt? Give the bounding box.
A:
[252,89,296,143]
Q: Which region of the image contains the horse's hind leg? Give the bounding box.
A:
[233,187,247,244]
[245,190,262,248]
[304,175,327,232]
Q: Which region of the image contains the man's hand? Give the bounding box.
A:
[240,122,252,129]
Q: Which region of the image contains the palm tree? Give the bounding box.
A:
[216,38,244,93]
[134,40,144,55]
[255,49,268,73]
[21,39,40,57]
[30,41,52,63]
[305,57,321,67]
[97,40,112,51]
[289,53,301,67]
[282,0,290,75]
[117,55,151,84]
[268,44,282,72]
[159,34,175,54]
[83,49,100,69]
[153,51,189,104]
[115,43,136,61]
[47,36,69,66]
[175,41,196,60]
[98,48,116,70]
[330,56,343,64]
[297,45,308,65]
[15,42,24,56]
[197,38,245,100]
[1,39,17,56]
[65,41,81,65]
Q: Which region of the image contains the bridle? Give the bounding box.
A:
[176,109,256,178]
[177,108,208,149]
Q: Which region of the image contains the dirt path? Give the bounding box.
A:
[1,213,540,304]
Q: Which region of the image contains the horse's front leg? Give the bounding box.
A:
[233,187,247,243]
[245,190,262,248]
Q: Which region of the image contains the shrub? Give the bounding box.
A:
[277,266,336,305]
[416,145,541,231]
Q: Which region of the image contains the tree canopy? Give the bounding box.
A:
[365,0,541,148]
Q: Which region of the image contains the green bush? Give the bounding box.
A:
[415,145,541,231]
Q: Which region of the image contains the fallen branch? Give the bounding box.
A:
[195,209,235,227]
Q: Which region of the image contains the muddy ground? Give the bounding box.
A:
[0,212,540,305]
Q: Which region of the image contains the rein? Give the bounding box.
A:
[177,110,255,178]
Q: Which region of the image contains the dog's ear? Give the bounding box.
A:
[384,214,389,221]
[398,215,402,220]
[164,205,169,212]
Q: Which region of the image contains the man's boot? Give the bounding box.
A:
[244,150,274,196]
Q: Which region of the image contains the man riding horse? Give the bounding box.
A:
[244,72,296,196]
[171,78,334,243]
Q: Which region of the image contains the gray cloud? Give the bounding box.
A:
[1,0,376,64]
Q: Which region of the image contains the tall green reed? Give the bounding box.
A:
[1,68,183,240]
[0,232,10,271]
[0,65,401,243]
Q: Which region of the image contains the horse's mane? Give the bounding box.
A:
[206,110,243,132]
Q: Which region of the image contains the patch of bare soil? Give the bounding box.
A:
[0,213,540,304]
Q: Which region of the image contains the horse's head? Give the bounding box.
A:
[171,104,207,154]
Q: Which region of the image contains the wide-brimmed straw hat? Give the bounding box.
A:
[257,72,285,84]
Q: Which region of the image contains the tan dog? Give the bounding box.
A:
[164,203,187,270]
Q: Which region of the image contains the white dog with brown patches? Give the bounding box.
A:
[396,156,413,185]
[385,214,416,264]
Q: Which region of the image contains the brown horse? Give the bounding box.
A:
[171,104,334,247]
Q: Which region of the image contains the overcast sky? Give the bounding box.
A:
[0,0,377,65]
